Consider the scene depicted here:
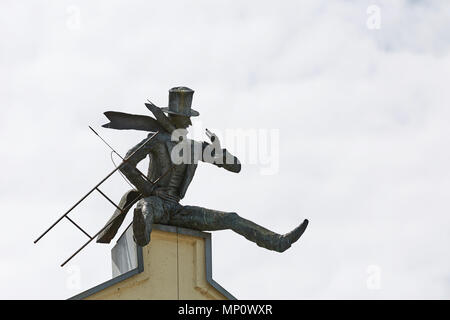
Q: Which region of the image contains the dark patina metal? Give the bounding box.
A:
[35,87,309,267]
[98,87,309,252]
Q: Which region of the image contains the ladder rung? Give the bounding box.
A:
[65,216,92,239]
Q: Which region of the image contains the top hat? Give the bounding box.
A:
[161,86,200,117]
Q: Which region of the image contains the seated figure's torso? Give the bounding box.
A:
[147,140,188,203]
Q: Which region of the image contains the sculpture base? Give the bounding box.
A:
[70,224,235,300]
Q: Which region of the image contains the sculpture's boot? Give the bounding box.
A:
[229,214,309,253]
[278,219,309,252]
[133,207,153,246]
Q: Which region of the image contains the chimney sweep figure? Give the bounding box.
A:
[97,87,308,252]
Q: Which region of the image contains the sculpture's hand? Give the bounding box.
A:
[202,129,241,173]
[205,128,221,149]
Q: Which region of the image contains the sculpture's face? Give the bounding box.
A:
[169,114,192,129]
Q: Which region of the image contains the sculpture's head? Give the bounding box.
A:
[168,114,192,129]
[162,86,199,129]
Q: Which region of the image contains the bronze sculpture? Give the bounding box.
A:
[96,87,309,252]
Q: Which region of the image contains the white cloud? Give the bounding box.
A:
[0,0,449,299]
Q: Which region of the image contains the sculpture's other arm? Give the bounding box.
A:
[120,134,157,196]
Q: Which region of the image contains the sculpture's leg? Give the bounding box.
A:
[170,206,309,253]
[133,198,156,246]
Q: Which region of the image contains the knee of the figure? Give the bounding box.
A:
[136,201,151,217]
[135,201,143,211]
[228,212,239,220]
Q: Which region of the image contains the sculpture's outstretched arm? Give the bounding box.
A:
[217,148,241,173]
[200,141,241,173]
[201,129,241,173]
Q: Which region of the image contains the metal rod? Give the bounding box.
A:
[33,167,118,244]
[60,192,142,267]
[60,164,174,267]
[95,187,123,212]
[89,126,123,160]
[65,216,92,239]
[89,126,153,184]
[33,131,159,244]
[152,164,175,185]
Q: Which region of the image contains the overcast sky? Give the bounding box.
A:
[1,0,450,299]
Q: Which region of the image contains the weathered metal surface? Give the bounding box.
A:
[35,86,309,266]
[96,190,141,244]
[145,100,176,133]
[102,111,164,132]
[99,87,309,252]
[161,86,199,117]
